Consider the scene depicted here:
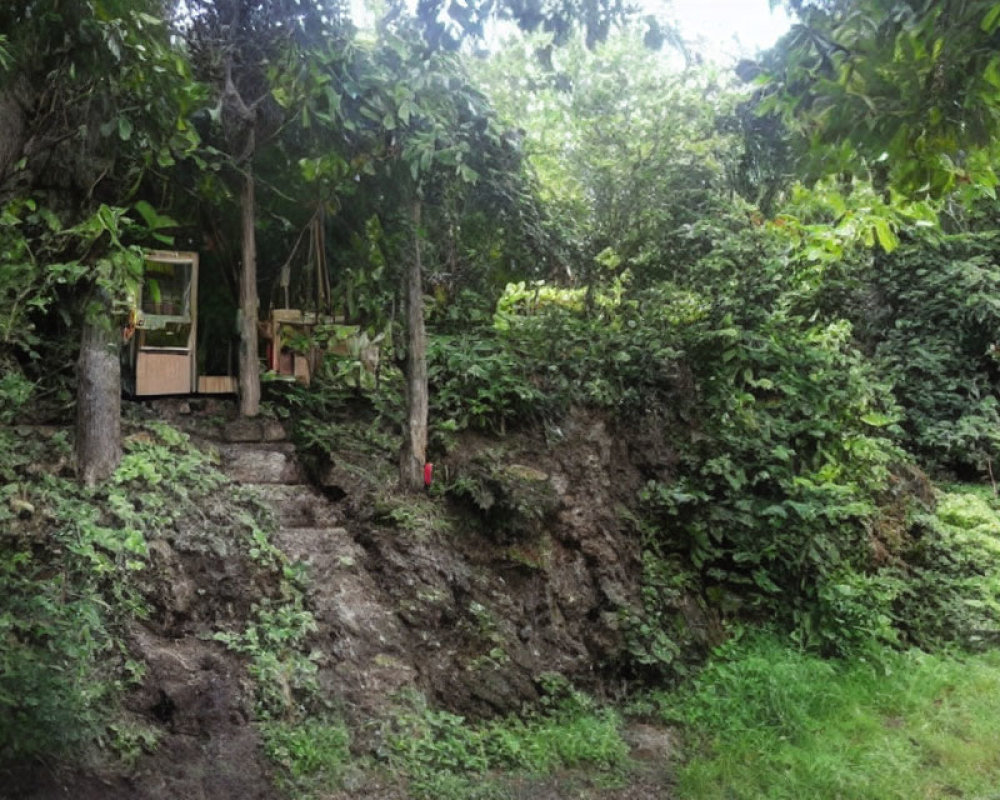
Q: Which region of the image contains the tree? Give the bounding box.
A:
[478,27,739,286]
[390,0,633,51]
[373,0,634,490]
[181,0,349,417]
[756,0,1000,202]
[350,31,518,490]
[0,1,200,485]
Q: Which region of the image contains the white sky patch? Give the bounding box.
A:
[656,0,793,63]
[349,0,794,63]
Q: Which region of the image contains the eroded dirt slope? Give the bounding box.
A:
[6,401,690,799]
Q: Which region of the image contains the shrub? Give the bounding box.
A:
[848,233,1000,476]
[640,306,904,653]
[892,486,1000,649]
[428,330,546,433]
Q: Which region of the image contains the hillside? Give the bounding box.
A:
[3,399,687,798]
[6,2,1000,797]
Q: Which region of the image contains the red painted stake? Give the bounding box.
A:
[424,462,434,488]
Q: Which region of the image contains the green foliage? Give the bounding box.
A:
[269,359,403,458]
[617,549,703,678]
[658,629,1000,799]
[1,0,204,212]
[428,330,545,434]
[847,232,1000,475]
[493,278,687,414]
[214,597,321,721]
[757,0,1000,202]
[445,457,557,541]
[0,196,181,425]
[381,684,629,800]
[640,302,903,651]
[0,371,33,425]
[373,489,452,538]
[478,27,738,279]
[0,420,228,764]
[892,486,1000,650]
[260,716,351,796]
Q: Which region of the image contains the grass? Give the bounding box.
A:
[657,630,1000,799]
[380,684,631,799]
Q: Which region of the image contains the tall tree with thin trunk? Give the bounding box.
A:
[372,2,630,490]
[186,1,271,417]
[238,160,261,415]
[365,33,503,491]
[184,0,348,417]
[400,198,429,490]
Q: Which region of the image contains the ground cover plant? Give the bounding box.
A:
[0,418,227,762]
[659,629,1000,800]
[379,681,631,800]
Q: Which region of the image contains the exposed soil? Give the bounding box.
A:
[3,400,692,799]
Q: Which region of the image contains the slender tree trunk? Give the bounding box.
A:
[400,199,428,492]
[76,301,121,486]
[0,89,26,187]
[238,163,260,417]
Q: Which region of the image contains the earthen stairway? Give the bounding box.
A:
[212,418,418,720]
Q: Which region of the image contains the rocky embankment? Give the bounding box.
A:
[11,401,690,799]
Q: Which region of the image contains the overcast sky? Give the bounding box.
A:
[349,0,794,63]
[661,0,793,62]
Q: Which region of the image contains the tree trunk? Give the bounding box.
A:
[400,199,428,492]
[0,89,26,189]
[76,304,121,487]
[238,163,260,417]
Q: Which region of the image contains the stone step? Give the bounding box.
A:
[241,483,342,529]
[272,527,405,641]
[274,526,364,567]
[220,417,288,444]
[217,442,303,484]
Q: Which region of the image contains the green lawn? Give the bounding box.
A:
[662,635,1000,799]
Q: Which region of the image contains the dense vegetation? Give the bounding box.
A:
[4,0,1000,796]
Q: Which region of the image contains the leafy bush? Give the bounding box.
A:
[494,278,690,414]
[640,306,904,652]
[616,547,708,679]
[891,486,1000,649]
[845,233,1000,476]
[428,330,545,433]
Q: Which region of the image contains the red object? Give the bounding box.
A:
[424,462,434,487]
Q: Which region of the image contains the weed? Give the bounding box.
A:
[104,719,160,767]
[374,491,452,538]
[214,597,321,720]
[0,419,232,764]
[261,717,352,797]
[892,485,1000,649]
[379,684,630,800]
